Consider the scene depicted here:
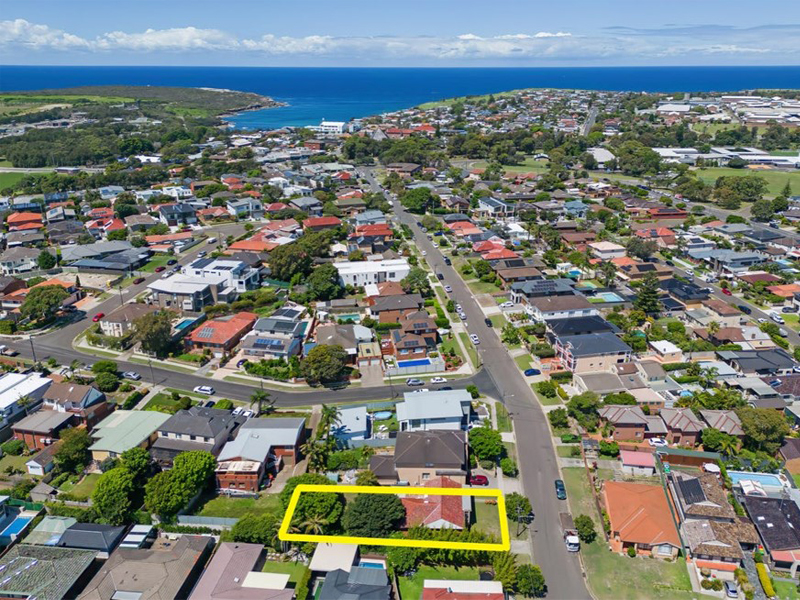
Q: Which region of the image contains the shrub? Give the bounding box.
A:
[627,546,636,558]
[121,390,145,410]
[756,563,775,598]
[556,386,568,400]
[94,372,120,392]
[1,439,26,456]
[574,514,597,543]
[214,399,233,410]
[295,566,312,600]
[479,459,495,470]
[535,381,557,398]
[466,385,479,399]
[550,371,573,383]
[560,434,580,443]
[599,440,620,457]
[548,408,569,430]
[500,458,518,477]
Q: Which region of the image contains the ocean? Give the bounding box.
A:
[2,65,800,130]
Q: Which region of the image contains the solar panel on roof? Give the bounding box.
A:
[678,477,706,505]
[196,327,214,339]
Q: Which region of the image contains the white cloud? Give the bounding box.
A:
[0,19,795,63]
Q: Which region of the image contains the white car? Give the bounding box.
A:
[499,301,514,309]
[455,304,463,312]
[242,410,255,419]
[470,334,480,345]
[232,406,244,416]
[193,385,215,395]
[758,318,768,324]
[459,313,468,321]
[772,314,785,324]
[648,438,668,447]
[444,285,453,293]
[412,388,430,393]
[421,251,427,256]
[430,377,448,384]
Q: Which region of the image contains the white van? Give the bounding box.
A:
[207,237,217,244]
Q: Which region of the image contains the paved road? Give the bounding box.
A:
[582,107,599,137]
[361,168,591,599]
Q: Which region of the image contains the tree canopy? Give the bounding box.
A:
[20,285,69,322]
[342,493,406,537]
[133,311,173,358]
[301,344,349,384]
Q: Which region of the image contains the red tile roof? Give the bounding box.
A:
[401,477,465,529]
[422,590,504,600]
[6,212,42,224]
[186,312,257,346]
[303,216,342,229]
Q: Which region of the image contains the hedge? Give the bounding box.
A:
[550,372,573,383]
[756,563,775,598]
[375,322,402,332]
[295,566,312,600]
[663,362,691,372]
[121,389,147,410]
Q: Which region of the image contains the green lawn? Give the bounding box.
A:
[471,156,550,174]
[166,387,209,398]
[514,354,533,370]
[440,337,465,363]
[0,451,33,475]
[533,388,562,406]
[695,167,800,196]
[67,473,101,498]
[261,560,308,584]
[140,255,173,273]
[793,473,800,489]
[472,499,503,539]
[489,314,507,328]
[0,172,33,190]
[398,565,483,600]
[774,579,800,600]
[196,492,282,518]
[561,468,693,600]
[557,445,581,458]
[783,314,800,332]
[142,392,198,413]
[458,332,480,368]
[495,403,512,433]
[466,279,502,295]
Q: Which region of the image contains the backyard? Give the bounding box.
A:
[195,491,282,518]
[398,565,483,600]
[261,559,308,584]
[59,473,101,498]
[561,468,695,600]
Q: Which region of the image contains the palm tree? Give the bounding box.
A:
[719,435,740,457]
[16,394,33,416]
[598,261,617,288]
[250,390,274,417]
[68,360,84,383]
[301,440,328,473]
[699,366,719,390]
[318,405,341,441]
[299,515,329,535]
[707,320,721,338]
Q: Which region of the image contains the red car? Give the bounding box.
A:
[154,266,166,273]
[92,312,105,322]
[133,277,145,284]
[471,475,489,486]
[722,288,732,296]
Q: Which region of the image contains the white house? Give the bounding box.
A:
[334,259,410,287]
[395,390,471,432]
[182,258,260,293]
[588,241,627,261]
[0,372,52,427]
[332,405,369,443]
[161,186,193,200]
[0,247,41,275]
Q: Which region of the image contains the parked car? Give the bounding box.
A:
[421,251,427,256]
[783,306,798,313]
[648,438,668,447]
[92,312,105,322]
[242,410,255,419]
[779,328,789,337]
[430,377,447,384]
[471,475,489,486]
[455,304,463,312]
[739,305,752,315]
[499,301,514,309]
[665,260,675,266]
[523,368,541,376]
[555,480,567,500]
[193,385,215,395]
[724,581,738,598]
[207,237,217,244]
[443,257,452,266]
[123,371,141,381]
[437,273,444,281]
[197,251,207,258]
[772,313,785,324]
[204,400,216,408]
[721,288,732,296]
[758,318,768,324]
[470,334,480,345]
[769,379,783,388]
[459,312,468,321]
[232,406,243,416]
[236,359,249,369]
[411,388,430,394]
[133,277,145,285]
[406,378,425,386]
[444,285,453,293]
[154,266,166,273]
[167,259,178,265]
[484,318,493,327]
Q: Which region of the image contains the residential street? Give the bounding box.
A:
[362,168,591,600]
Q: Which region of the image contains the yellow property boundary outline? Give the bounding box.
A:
[278,484,510,552]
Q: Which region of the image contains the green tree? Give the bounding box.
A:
[737,407,790,454]
[598,261,618,287]
[614,141,662,176]
[280,474,344,529]
[307,264,344,301]
[751,198,776,222]
[401,266,432,297]
[492,552,518,591]
[91,360,118,375]
[505,492,532,521]
[386,546,418,575]
[343,494,406,537]
[574,514,597,543]
[548,407,569,429]
[20,285,69,322]
[119,447,154,486]
[144,471,187,520]
[269,244,313,282]
[172,450,216,490]
[355,470,379,486]
[701,428,739,454]
[36,249,56,270]
[231,513,279,547]
[94,372,119,392]
[133,311,173,358]
[301,344,349,384]
[400,187,433,213]
[501,323,520,345]
[469,425,504,461]
[250,390,274,416]
[92,467,135,525]
[633,272,662,314]
[54,427,91,474]
[626,238,658,260]
[516,565,546,597]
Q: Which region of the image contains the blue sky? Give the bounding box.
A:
[1,0,799,66]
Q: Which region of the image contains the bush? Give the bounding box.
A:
[466,385,479,399]
[1,439,26,456]
[535,381,557,398]
[94,372,120,392]
[295,566,312,600]
[548,408,569,430]
[561,434,580,443]
[599,440,620,457]
[479,459,495,470]
[500,457,518,477]
[550,371,573,383]
[756,563,775,598]
[214,399,233,410]
[574,514,597,543]
[121,390,145,410]
[627,546,636,558]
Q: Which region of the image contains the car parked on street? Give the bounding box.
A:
[739,305,752,314]
[92,312,105,322]
[406,378,425,386]
[430,377,447,384]
[484,318,493,327]
[411,388,430,393]
[444,285,452,293]
[123,371,141,381]
[133,277,145,284]
[193,385,215,395]
[470,334,480,344]
[167,259,178,265]
[722,288,732,296]
[555,479,567,500]
[154,266,166,272]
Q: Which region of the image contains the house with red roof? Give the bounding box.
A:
[197,207,230,221]
[228,239,279,253]
[635,227,677,248]
[482,248,519,261]
[185,312,258,357]
[446,221,483,237]
[88,207,115,220]
[264,202,289,214]
[401,477,468,530]
[421,581,504,600]
[86,218,126,239]
[303,216,342,232]
[6,212,43,232]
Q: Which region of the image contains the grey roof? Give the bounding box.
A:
[25,516,77,546]
[559,332,632,357]
[0,544,95,600]
[218,418,304,462]
[397,389,471,422]
[718,348,796,373]
[12,409,73,433]
[394,430,466,469]
[334,405,368,437]
[318,567,391,600]
[254,317,304,336]
[60,240,133,262]
[369,294,424,313]
[548,315,617,337]
[743,496,800,553]
[57,522,126,553]
[699,410,743,436]
[77,535,214,600]
[598,405,648,426]
[510,278,576,297]
[159,406,243,438]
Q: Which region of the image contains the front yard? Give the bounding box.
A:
[142,392,197,413]
[561,468,695,600]
[495,403,512,433]
[398,565,483,600]
[140,255,173,273]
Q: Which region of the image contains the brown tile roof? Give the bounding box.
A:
[603,481,680,547]
[660,408,706,434]
[699,410,743,436]
[671,471,735,520]
[702,299,741,317]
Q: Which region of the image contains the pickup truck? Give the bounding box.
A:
[560,512,581,552]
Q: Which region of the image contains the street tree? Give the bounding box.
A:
[505,492,532,521]
[301,344,349,384]
[492,552,519,591]
[401,267,432,297]
[469,425,504,461]
[91,360,118,375]
[516,565,546,597]
[250,390,274,416]
[342,494,405,537]
[133,311,172,358]
[574,514,597,543]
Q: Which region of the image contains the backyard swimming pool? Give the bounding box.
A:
[338,314,361,323]
[0,516,32,538]
[174,318,196,331]
[359,560,386,569]
[729,471,788,488]
[397,358,432,368]
[595,291,625,303]
[372,411,393,420]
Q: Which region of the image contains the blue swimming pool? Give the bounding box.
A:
[372,411,393,420]
[174,319,196,331]
[729,471,787,488]
[359,561,385,569]
[397,358,432,368]
[338,313,361,323]
[1,516,32,536]
[596,291,625,303]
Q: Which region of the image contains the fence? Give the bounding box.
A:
[364,400,397,411]
[176,515,239,530]
[384,357,446,377]
[6,499,44,511]
[350,438,397,449]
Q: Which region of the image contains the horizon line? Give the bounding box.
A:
[2,64,800,70]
